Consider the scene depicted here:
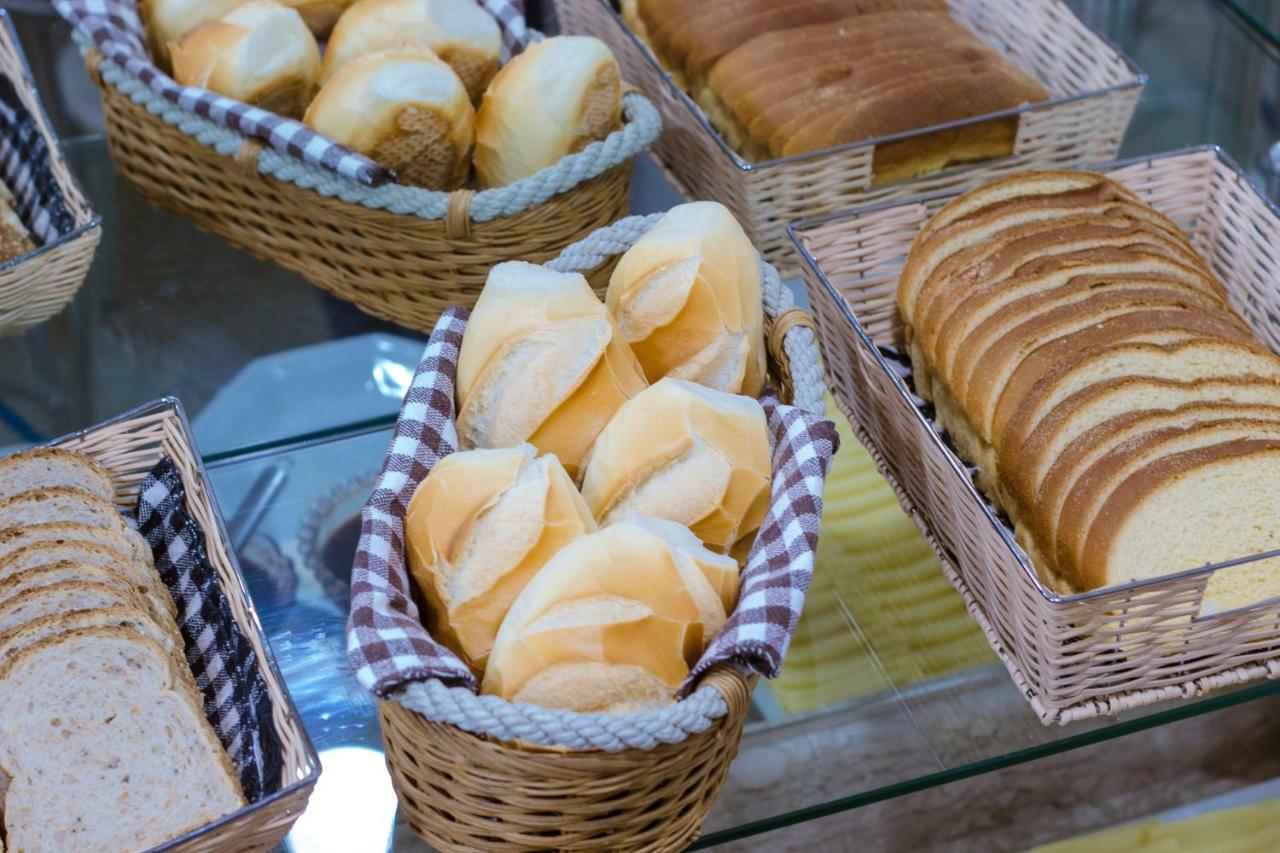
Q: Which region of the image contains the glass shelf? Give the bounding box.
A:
[3,0,1280,847]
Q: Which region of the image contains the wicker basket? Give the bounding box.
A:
[552,0,1145,276]
[791,146,1280,725]
[80,42,658,333]
[374,216,829,852]
[0,11,99,336]
[48,397,319,851]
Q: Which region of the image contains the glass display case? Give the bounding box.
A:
[4,0,1280,849]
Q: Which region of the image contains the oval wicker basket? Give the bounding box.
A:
[373,215,828,852]
[82,48,659,333]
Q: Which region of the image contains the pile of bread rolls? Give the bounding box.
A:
[404,201,773,713]
[149,0,624,189]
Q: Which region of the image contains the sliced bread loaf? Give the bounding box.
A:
[0,521,153,568]
[0,488,140,543]
[0,448,116,505]
[912,171,1115,241]
[0,580,146,636]
[0,562,153,616]
[0,606,181,666]
[0,627,244,852]
[0,541,175,618]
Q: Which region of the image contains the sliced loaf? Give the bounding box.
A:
[0,580,146,636]
[0,540,175,618]
[0,448,116,505]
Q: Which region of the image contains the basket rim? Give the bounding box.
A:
[39,395,323,851]
[789,144,1280,613]
[587,0,1148,174]
[0,9,102,270]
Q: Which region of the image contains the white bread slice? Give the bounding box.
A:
[0,521,153,568]
[996,339,1280,458]
[0,628,245,851]
[0,580,147,636]
[404,444,595,669]
[455,262,648,479]
[606,201,766,395]
[0,606,181,666]
[580,378,772,561]
[1055,419,1280,582]
[1079,441,1280,610]
[481,519,737,712]
[0,448,116,504]
[0,541,175,618]
[913,171,1119,242]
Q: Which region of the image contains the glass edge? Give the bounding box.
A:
[1219,0,1280,53]
[202,414,399,466]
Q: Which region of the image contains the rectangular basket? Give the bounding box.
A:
[551,0,1145,276]
[790,146,1280,725]
[45,397,319,852]
[0,10,99,336]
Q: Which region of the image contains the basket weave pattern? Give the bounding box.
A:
[86,51,647,332]
[553,0,1143,275]
[794,147,1280,725]
[0,18,99,337]
[55,400,318,851]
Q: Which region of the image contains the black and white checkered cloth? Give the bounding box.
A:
[137,458,282,801]
[53,0,529,188]
[0,73,74,247]
[348,308,839,697]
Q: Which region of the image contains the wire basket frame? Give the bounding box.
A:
[50,397,320,851]
[791,146,1280,725]
[552,0,1144,276]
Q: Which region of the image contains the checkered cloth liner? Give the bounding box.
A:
[53,0,529,187]
[347,308,839,698]
[0,75,74,247]
[881,344,981,479]
[137,457,283,801]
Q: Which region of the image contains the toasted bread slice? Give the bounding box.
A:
[1078,440,1280,610]
[0,627,245,852]
[0,448,116,504]
[0,541,175,618]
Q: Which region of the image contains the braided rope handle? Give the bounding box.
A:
[86,48,661,223]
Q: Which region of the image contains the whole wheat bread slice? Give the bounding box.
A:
[0,580,146,636]
[0,627,244,852]
[0,606,181,667]
[0,448,116,505]
[0,521,153,568]
[0,562,154,615]
[0,541,175,618]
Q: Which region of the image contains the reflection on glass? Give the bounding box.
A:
[286,747,398,853]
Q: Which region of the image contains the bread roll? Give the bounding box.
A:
[581,378,771,562]
[143,0,247,66]
[607,201,766,395]
[473,36,622,187]
[170,0,321,119]
[481,517,738,713]
[321,0,501,102]
[455,262,647,479]
[0,182,33,263]
[280,0,353,36]
[404,444,595,670]
[304,50,474,189]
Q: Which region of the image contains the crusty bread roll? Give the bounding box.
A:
[455,261,648,480]
[607,201,766,395]
[304,50,474,189]
[404,444,595,670]
[169,0,321,118]
[321,0,501,102]
[144,0,248,67]
[279,0,354,36]
[481,516,738,713]
[581,378,771,562]
[473,36,622,187]
[0,182,33,263]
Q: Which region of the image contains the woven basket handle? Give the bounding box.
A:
[83,46,105,89]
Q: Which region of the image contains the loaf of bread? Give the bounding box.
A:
[279,0,354,36]
[606,201,766,395]
[481,516,738,712]
[473,36,622,187]
[0,183,33,264]
[304,50,475,189]
[404,445,595,670]
[455,261,647,479]
[901,171,1280,610]
[169,0,321,119]
[144,0,248,66]
[628,0,1048,183]
[581,378,771,562]
[322,0,502,102]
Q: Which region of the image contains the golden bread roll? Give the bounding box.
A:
[473,36,622,187]
[481,516,738,712]
[304,50,474,189]
[279,0,354,36]
[404,444,595,670]
[581,378,771,562]
[607,201,766,395]
[169,0,321,118]
[144,0,247,66]
[321,0,501,102]
[0,183,33,263]
[455,261,648,479]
